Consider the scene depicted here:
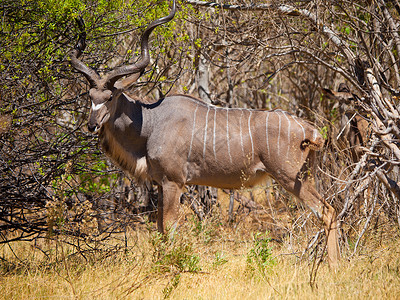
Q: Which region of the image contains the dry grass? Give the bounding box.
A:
[1,217,400,300]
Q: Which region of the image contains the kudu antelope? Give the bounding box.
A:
[323,83,370,162]
[70,0,339,267]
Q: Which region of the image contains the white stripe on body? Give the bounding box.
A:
[213,107,217,160]
[292,116,306,162]
[265,113,270,160]
[239,109,245,155]
[188,103,199,160]
[313,128,318,141]
[282,112,291,160]
[226,108,233,164]
[248,111,254,161]
[203,106,210,160]
[277,112,282,154]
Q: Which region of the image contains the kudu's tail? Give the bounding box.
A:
[301,128,325,151]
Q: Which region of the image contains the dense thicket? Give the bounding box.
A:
[1,0,400,258]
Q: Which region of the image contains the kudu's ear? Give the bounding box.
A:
[322,87,356,102]
[114,73,142,90]
[322,88,336,100]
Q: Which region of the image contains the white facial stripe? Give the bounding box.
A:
[92,102,105,111]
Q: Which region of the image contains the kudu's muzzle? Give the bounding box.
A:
[88,123,97,132]
[88,104,102,133]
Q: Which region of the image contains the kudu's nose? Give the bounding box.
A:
[88,123,97,132]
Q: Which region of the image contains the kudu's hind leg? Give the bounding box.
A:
[157,181,183,234]
[270,162,340,267]
[295,180,340,268]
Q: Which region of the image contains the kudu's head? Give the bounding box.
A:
[70,0,176,132]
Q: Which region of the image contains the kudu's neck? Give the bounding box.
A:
[98,93,154,178]
[105,92,154,138]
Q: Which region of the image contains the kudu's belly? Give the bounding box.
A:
[185,160,270,189]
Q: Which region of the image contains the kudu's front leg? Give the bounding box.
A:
[157,181,183,233]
